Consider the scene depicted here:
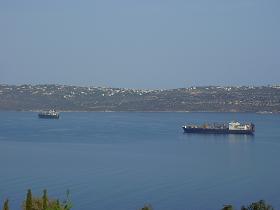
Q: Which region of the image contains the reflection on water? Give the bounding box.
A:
[227,134,254,143]
[183,133,254,144]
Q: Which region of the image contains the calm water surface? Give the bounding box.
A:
[0,112,279,210]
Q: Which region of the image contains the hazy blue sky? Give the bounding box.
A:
[0,0,279,88]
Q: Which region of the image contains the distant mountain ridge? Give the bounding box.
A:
[0,84,279,112]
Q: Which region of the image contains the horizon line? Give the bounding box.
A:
[0,83,280,90]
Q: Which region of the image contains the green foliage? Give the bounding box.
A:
[45,200,61,210]
[22,189,72,210]
[56,200,60,208]
[49,190,72,210]
[2,199,9,210]
[42,189,48,210]
[63,190,72,210]
[222,205,234,210]
[139,204,153,210]
[25,189,32,210]
[241,200,274,210]
[1,190,275,210]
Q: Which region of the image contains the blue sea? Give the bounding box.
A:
[0,112,279,210]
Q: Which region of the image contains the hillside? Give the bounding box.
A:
[0,84,280,112]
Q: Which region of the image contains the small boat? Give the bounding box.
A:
[182,121,255,135]
[38,109,59,119]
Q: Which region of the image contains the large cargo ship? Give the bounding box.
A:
[38,109,59,119]
[182,121,255,135]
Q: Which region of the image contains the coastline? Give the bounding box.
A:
[0,110,278,114]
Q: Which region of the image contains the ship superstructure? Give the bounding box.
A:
[182,121,255,135]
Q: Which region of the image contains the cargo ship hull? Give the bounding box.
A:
[38,114,59,119]
[182,127,254,135]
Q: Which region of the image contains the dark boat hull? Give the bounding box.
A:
[182,127,254,135]
[38,114,59,119]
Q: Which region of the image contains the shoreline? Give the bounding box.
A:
[0,110,278,114]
